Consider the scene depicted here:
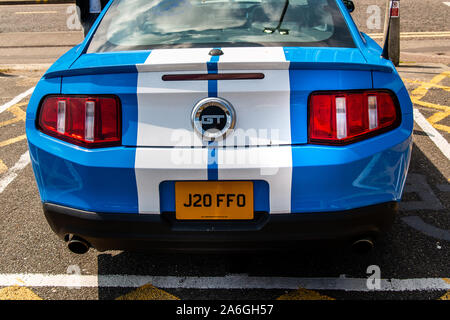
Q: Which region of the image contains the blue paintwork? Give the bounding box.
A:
[290,125,412,212]
[26,0,413,214]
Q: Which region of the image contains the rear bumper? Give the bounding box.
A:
[43,201,397,252]
[28,127,413,215]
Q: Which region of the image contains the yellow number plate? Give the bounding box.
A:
[175,181,254,220]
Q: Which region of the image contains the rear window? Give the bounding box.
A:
[87,0,355,53]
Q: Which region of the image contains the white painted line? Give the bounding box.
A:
[0,87,34,115]
[443,2,450,7]
[0,151,30,194]
[0,274,449,292]
[414,109,450,160]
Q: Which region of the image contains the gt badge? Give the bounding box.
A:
[191,97,235,141]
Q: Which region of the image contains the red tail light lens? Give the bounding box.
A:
[309,91,400,145]
[38,95,121,148]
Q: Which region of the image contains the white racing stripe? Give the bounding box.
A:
[136,49,210,147]
[0,87,34,115]
[135,49,213,213]
[218,146,292,214]
[135,148,208,214]
[0,273,449,292]
[218,46,290,70]
[136,48,212,72]
[217,47,292,213]
[0,151,30,194]
[218,47,291,146]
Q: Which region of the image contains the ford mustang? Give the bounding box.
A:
[26,0,413,254]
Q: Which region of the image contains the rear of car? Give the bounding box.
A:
[26,0,413,253]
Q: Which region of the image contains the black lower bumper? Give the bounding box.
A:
[43,202,397,252]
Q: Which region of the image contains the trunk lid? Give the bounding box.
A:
[59,47,380,147]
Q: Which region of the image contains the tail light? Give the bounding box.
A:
[37,95,121,148]
[309,90,400,145]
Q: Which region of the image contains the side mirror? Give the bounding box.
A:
[343,0,355,13]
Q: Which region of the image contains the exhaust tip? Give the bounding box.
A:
[67,235,90,254]
[351,238,374,254]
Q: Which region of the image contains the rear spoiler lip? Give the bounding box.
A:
[44,61,393,79]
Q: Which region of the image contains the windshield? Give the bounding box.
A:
[87,0,355,53]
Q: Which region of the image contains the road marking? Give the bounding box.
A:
[406,72,450,134]
[0,160,7,175]
[116,284,180,300]
[0,286,42,300]
[14,11,57,15]
[0,274,449,292]
[0,87,34,115]
[409,71,449,102]
[444,2,450,7]
[0,135,27,148]
[277,288,335,300]
[441,279,450,300]
[428,111,450,134]
[413,109,450,160]
[405,79,450,93]
[413,100,449,112]
[368,31,450,39]
[370,32,450,35]
[0,103,27,128]
[0,151,30,194]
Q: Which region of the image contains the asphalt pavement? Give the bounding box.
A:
[0,1,449,301]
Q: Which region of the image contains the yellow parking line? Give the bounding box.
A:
[428,110,450,124]
[0,286,42,300]
[433,123,450,134]
[413,100,450,112]
[405,71,450,134]
[369,31,450,36]
[0,104,27,128]
[410,71,450,100]
[405,79,450,93]
[115,284,180,300]
[0,135,27,148]
[0,159,7,175]
[440,279,450,300]
[276,288,335,300]
[440,292,450,300]
[15,11,57,15]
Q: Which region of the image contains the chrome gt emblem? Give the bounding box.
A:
[191,97,236,141]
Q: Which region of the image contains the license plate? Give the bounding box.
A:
[175,181,254,220]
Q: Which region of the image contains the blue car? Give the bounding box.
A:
[26,0,413,254]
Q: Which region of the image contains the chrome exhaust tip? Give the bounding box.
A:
[351,238,374,254]
[67,235,90,254]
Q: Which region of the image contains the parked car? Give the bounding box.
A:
[26,0,413,254]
